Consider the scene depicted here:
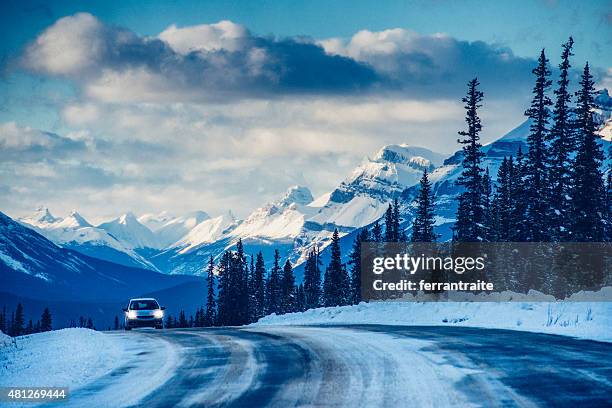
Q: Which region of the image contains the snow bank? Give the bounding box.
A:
[254,292,612,343]
[0,328,125,388]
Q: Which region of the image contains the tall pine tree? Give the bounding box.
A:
[252,252,266,320]
[548,37,575,240]
[569,63,607,241]
[205,256,216,326]
[280,260,296,314]
[349,228,370,304]
[266,249,281,314]
[40,307,52,332]
[323,229,350,306]
[303,247,322,309]
[412,169,438,242]
[454,78,486,242]
[524,49,553,241]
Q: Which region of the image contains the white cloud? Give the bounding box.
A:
[158,20,248,54]
[0,122,55,149]
[23,13,106,76]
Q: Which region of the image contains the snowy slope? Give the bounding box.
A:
[0,211,200,302]
[139,211,210,248]
[98,212,161,250]
[19,208,156,270]
[254,288,612,342]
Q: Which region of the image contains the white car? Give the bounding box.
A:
[123,298,165,330]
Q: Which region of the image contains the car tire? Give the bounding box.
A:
[125,326,132,331]
[155,325,163,329]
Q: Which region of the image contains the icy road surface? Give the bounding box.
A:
[63,325,610,407]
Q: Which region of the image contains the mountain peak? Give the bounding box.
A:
[278,185,313,207]
[30,206,60,224]
[118,212,138,224]
[372,144,443,168]
[63,210,92,228]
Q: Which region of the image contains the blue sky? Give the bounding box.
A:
[0,0,610,221]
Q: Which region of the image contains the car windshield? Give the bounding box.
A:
[129,300,159,310]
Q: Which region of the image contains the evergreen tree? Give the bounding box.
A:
[392,198,401,241]
[280,260,296,314]
[205,256,216,326]
[482,168,494,241]
[216,251,231,326]
[113,315,119,330]
[296,284,306,312]
[384,204,395,242]
[303,248,322,309]
[510,148,529,241]
[253,252,266,320]
[86,317,94,329]
[234,240,249,325]
[371,221,383,242]
[11,303,24,336]
[524,49,553,241]
[569,63,607,241]
[349,228,370,304]
[178,310,188,328]
[491,157,514,241]
[323,229,350,306]
[411,169,438,242]
[40,308,52,332]
[548,37,575,239]
[266,250,281,314]
[454,78,486,242]
[25,320,33,335]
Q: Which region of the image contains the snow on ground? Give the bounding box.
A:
[255,289,612,343]
[0,328,124,388]
[0,328,181,407]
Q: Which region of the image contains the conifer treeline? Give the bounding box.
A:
[452,38,611,243]
[189,200,407,327]
[0,304,53,337]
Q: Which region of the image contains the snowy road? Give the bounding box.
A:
[65,325,611,407]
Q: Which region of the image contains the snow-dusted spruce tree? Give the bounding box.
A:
[252,252,266,320]
[11,303,24,336]
[454,78,486,242]
[481,168,493,241]
[349,228,370,305]
[265,249,281,315]
[205,256,216,326]
[384,203,395,242]
[215,251,230,325]
[509,147,529,241]
[40,307,52,332]
[303,248,322,309]
[547,37,575,240]
[411,169,438,242]
[371,221,383,242]
[279,260,296,314]
[524,49,553,242]
[569,63,607,242]
[295,284,306,312]
[323,229,350,306]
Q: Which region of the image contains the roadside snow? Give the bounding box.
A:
[254,290,612,343]
[0,328,124,389]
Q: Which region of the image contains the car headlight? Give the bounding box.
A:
[153,309,164,319]
[127,310,137,319]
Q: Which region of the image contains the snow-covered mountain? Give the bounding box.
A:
[138,211,210,248]
[19,208,157,270]
[0,211,198,302]
[15,92,610,278]
[308,145,446,229]
[147,146,447,275]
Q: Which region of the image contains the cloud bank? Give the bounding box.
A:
[22,13,537,103]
